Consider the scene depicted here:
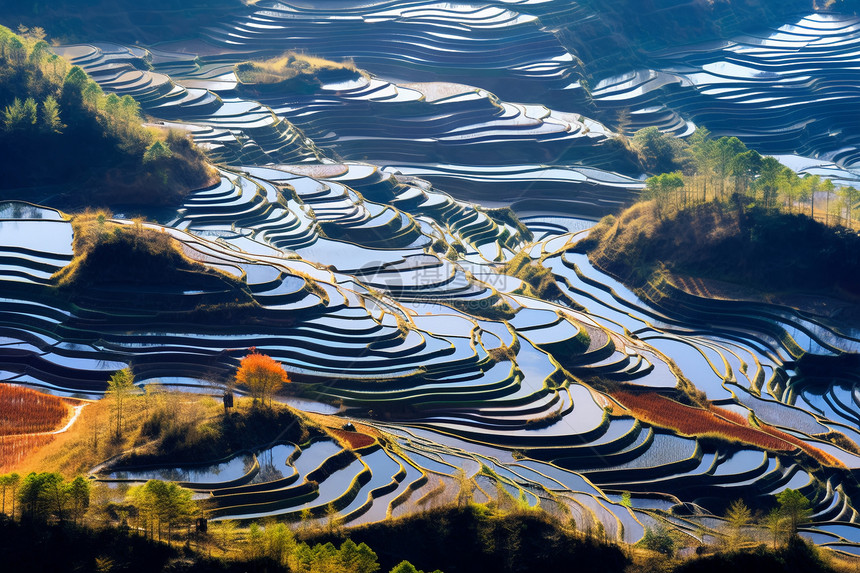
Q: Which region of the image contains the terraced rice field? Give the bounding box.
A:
[5,0,860,557]
[590,13,860,165]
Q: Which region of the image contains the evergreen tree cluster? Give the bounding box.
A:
[633,127,859,227]
[0,25,212,207]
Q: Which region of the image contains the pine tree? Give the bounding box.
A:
[65,476,91,525]
[776,489,811,538]
[107,368,136,438]
[40,96,63,133]
[725,499,752,544]
[3,98,25,130]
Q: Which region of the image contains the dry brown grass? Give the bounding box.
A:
[326,428,376,450]
[713,405,843,468]
[487,344,516,363]
[586,199,860,300]
[0,386,89,473]
[10,389,337,477]
[14,398,126,477]
[52,213,253,312]
[54,213,188,287]
[12,391,224,477]
[822,548,860,573]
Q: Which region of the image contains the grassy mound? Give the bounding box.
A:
[500,251,579,307]
[53,212,253,310]
[55,212,241,289]
[12,391,321,477]
[583,199,860,300]
[671,537,839,573]
[120,401,322,467]
[235,52,363,95]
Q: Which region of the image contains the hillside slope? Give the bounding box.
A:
[582,199,860,300]
[0,26,215,208]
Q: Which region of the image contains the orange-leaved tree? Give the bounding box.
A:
[235,351,289,407]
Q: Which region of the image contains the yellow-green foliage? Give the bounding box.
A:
[54,212,188,287]
[499,251,570,304]
[584,197,860,298]
[235,51,360,85]
[582,202,658,281]
[0,26,67,99]
[0,25,215,205]
[53,212,249,302]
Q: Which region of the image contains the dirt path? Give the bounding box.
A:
[1,401,89,439]
[50,402,88,435]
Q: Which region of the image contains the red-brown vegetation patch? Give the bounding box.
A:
[0,435,55,472]
[303,412,380,450]
[326,428,376,449]
[612,391,843,467]
[0,385,70,436]
[710,403,842,467]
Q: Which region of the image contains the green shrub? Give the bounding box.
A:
[638,524,676,557]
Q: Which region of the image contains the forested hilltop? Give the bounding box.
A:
[582,128,860,312]
[0,26,215,208]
